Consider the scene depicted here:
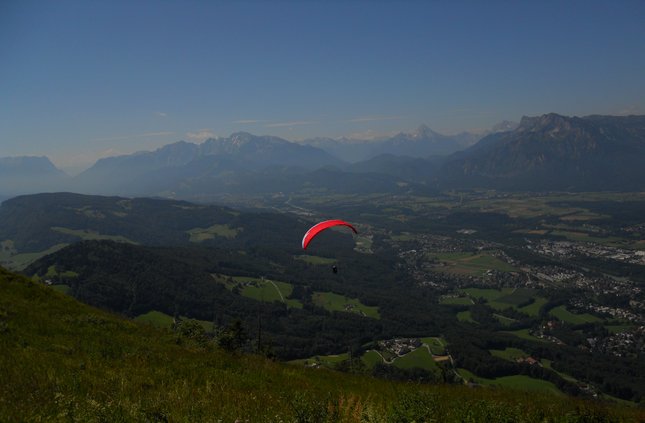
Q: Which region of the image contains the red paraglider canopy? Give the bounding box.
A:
[302,219,358,250]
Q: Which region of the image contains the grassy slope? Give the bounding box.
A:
[0,267,641,422]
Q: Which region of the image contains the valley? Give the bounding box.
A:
[1,190,643,406]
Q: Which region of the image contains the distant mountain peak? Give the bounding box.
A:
[410,124,440,139]
[490,120,519,133]
[518,113,575,132]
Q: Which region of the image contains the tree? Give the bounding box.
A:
[218,319,247,353]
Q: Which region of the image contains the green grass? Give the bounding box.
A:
[51,226,137,244]
[1,267,642,421]
[541,359,578,383]
[312,291,380,319]
[493,313,516,326]
[0,243,69,271]
[213,274,303,309]
[187,224,239,242]
[490,347,528,362]
[456,310,476,323]
[462,287,514,302]
[488,375,563,395]
[392,347,440,374]
[494,288,537,306]
[458,369,562,395]
[294,255,337,265]
[549,305,602,325]
[421,337,446,355]
[361,350,384,368]
[503,329,548,343]
[519,296,548,317]
[50,284,71,295]
[289,353,350,368]
[134,311,214,332]
[460,288,547,317]
[433,252,516,276]
[134,310,175,328]
[240,278,303,309]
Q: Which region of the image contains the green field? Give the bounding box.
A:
[187,224,239,242]
[433,252,517,276]
[392,347,440,373]
[51,227,136,244]
[0,243,69,270]
[213,274,303,309]
[462,287,514,302]
[503,329,548,343]
[456,310,476,323]
[541,359,578,383]
[361,350,384,368]
[549,305,602,325]
[134,310,175,328]
[421,337,446,355]
[519,296,548,316]
[294,255,337,265]
[44,265,79,280]
[289,353,350,368]
[461,287,542,316]
[50,284,71,295]
[490,347,528,362]
[312,291,380,319]
[493,313,516,326]
[134,310,214,332]
[458,369,562,395]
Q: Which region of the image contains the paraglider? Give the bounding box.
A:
[302,219,357,274]
[301,219,358,250]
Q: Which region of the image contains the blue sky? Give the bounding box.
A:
[2,0,644,171]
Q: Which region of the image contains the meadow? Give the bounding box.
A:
[312,291,381,319]
[433,252,517,276]
[549,305,602,325]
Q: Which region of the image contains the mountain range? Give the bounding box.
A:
[2,114,644,198]
[439,114,645,190]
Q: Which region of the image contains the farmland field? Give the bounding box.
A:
[503,329,548,343]
[421,337,446,355]
[490,347,528,362]
[549,305,602,324]
[312,291,380,319]
[213,274,303,309]
[458,369,562,395]
[433,252,517,276]
[519,296,548,316]
[457,310,476,323]
[1,243,69,270]
[361,350,384,368]
[392,347,440,373]
[51,227,136,244]
[187,224,239,242]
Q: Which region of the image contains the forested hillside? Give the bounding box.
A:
[1,266,641,422]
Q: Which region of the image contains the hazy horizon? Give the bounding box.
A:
[2,1,644,171]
